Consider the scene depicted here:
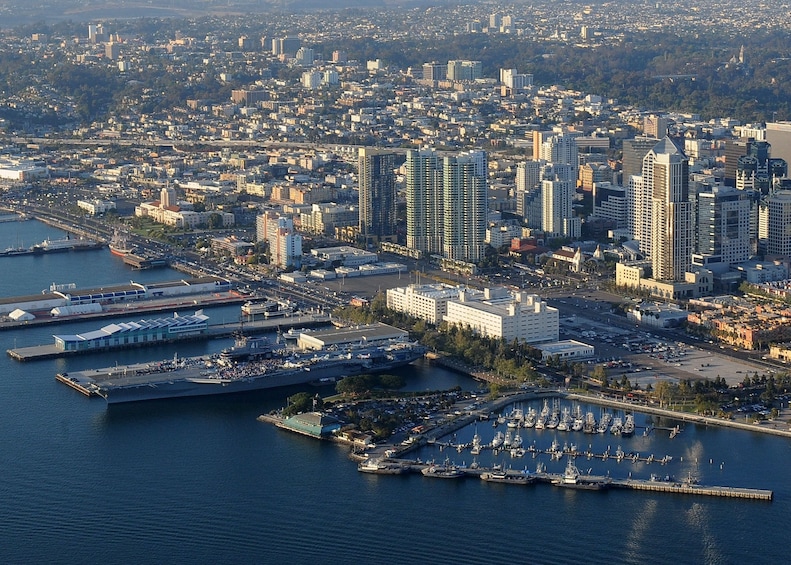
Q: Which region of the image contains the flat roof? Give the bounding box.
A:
[302,322,408,346]
[65,283,143,295]
[0,293,61,305]
[538,340,594,353]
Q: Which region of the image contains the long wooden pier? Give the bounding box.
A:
[609,478,773,500]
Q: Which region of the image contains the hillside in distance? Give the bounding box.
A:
[0,0,457,27]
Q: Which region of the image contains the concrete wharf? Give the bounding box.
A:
[8,312,331,361]
[0,291,248,333]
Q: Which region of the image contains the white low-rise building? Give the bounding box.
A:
[444,287,559,344]
[77,199,116,215]
[627,302,689,328]
[537,340,595,361]
[311,246,378,266]
[387,283,462,325]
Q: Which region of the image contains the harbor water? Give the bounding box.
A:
[1,219,790,564]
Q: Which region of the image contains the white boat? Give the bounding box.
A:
[506,406,523,428]
[610,417,624,435]
[552,457,609,490]
[358,459,408,474]
[480,469,534,484]
[524,408,537,428]
[572,406,584,432]
[557,408,571,432]
[490,431,505,449]
[598,412,612,434]
[583,411,597,434]
[422,458,465,479]
[623,413,635,436]
[512,431,523,449]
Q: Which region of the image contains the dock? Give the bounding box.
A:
[357,460,773,500]
[122,253,168,270]
[8,312,331,361]
[609,478,773,500]
[259,403,773,502]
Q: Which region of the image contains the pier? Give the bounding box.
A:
[356,460,773,500]
[9,312,331,361]
[122,253,168,270]
[609,478,773,501]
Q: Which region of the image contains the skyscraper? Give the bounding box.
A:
[766,190,791,258]
[358,148,396,246]
[622,137,659,185]
[515,160,542,221]
[541,167,579,239]
[626,173,651,255]
[766,122,791,167]
[696,186,751,266]
[539,134,578,182]
[406,148,443,254]
[443,151,488,262]
[648,137,693,282]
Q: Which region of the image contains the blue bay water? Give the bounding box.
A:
[0,220,789,564]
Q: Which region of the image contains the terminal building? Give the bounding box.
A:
[52,311,210,352]
[296,323,409,351]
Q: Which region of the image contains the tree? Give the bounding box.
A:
[207,213,224,229]
[282,392,317,417]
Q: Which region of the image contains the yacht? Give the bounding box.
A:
[421,459,465,479]
[552,457,610,490]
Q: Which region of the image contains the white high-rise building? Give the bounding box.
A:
[541,174,579,238]
[269,216,302,269]
[295,47,314,66]
[539,134,578,182]
[649,137,694,282]
[515,160,543,221]
[301,71,321,89]
[406,148,444,254]
[628,172,652,254]
[499,68,533,90]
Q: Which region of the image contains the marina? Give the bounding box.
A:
[261,388,775,502]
